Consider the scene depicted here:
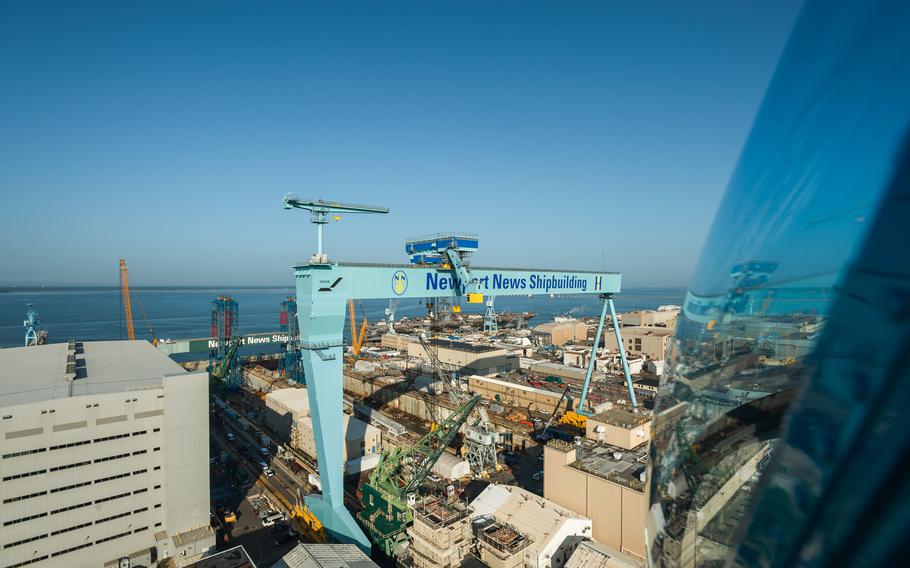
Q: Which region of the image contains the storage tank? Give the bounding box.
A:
[432,452,471,480]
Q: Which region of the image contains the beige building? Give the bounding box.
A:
[621,310,678,328]
[380,333,417,352]
[532,322,589,347]
[563,348,591,369]
[564,540,642,568]
[0,340,215,568]
[468,375,571,414]
[544,408,651,562]
[471,484,592,568]
[408,496,472,568]
[264,388,381,461]
[408,339,517,377]
[602,327,673,360]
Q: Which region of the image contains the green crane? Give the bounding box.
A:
[211,336,242,381]
[358,395,480,557]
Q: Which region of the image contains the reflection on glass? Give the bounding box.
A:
[646,1,910,566]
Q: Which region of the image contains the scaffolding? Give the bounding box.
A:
[210,295,241,389]
[280,296,303,383]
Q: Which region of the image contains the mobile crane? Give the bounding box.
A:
[358,395,480,557]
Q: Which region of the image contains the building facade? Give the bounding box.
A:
[0,340,214,568]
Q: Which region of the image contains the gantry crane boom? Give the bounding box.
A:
[119,258,135,340]
[211,336,242,381]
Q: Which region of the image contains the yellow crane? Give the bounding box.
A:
[119,259,135,340]
[119,258,158,345]
[348,299,368,355]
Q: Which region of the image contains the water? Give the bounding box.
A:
[0,286,685,351]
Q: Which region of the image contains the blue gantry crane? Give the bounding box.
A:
[284,196,636,551]
[279,296,303,383]
[210,295,242,389]
[23,303,46,346]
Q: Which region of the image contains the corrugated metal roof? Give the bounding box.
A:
[564,540,641,568]
[470,484,589,549]
[0,340,187,407]
[270,544,377,568]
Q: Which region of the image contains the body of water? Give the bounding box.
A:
[1,286,686,351]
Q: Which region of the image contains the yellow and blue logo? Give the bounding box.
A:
[392,270,408,295]
[594,275,603,291]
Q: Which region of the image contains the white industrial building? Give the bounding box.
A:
[264,388,382,462]
[471,484,592,568]
[0,340,215,568]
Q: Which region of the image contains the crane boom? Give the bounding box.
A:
[119,258,135,340]
[358,395,480,556]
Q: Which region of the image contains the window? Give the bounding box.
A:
[95,530,131,544]
[51,521,92,536]
[51,542,92,557]
[50,459,91,472]
[4,533,48,549]
[50,480,91,493]
[3,468,46,481]
[51,501,92,515]
[95,511,131,524]
[8,555,48,567]
[3,512,47,526]
[2,447,46,459]
[3,490,47,504]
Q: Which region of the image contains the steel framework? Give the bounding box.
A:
[210,295,241,389]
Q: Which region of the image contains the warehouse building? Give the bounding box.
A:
[544,408,651,562]
[467,375,572,414]
[564,540,642,568]
[407,339,517,377]
[0,340,214,568]
[471,484,592,568]
[264,388,381,462]
[601,327,674,361]
[531,322,589,347]
[620,309,678,328]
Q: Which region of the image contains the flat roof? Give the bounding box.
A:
[590,406,652,429]
[470,483,589,549]
[271,544,378,568]
[550,439,649,491]
[0,340,186,408]
[428,338,500,353]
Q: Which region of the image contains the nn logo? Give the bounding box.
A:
[392,270,408,295]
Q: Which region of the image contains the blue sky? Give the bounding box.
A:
[0,0,802,288]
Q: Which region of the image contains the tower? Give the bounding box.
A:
[280,296,303,383]
[210,295,241,389]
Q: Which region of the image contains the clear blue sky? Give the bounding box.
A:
[0,0,801,288]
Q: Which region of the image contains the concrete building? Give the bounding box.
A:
[531,322,589,347]
[563,348,590,369]
[602,327,673,361]
[264,388,381,462]
[380,333,417,352]
[620,310,678,328]
[0,340,215,568]
[271,543,378,568]
[471,484,592,568]
[407,339,517,377]
[564,540,642,568]
[467,376,571,414]
[408,496,473,568]
[543,408,651,562]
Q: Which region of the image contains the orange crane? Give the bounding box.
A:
[349,299,368,355]
[119,259,158,345]
[120,258,135,340]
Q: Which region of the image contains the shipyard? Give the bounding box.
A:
[3,2,908,568]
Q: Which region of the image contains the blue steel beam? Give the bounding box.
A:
[293,261,620,551]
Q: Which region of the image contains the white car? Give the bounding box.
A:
[225,432,236,441]
[265,468,275,478]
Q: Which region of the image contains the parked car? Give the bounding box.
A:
[264,468,275,478]
[259,461,269,470]
[225,432,236,441]
[274,532,294,546]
